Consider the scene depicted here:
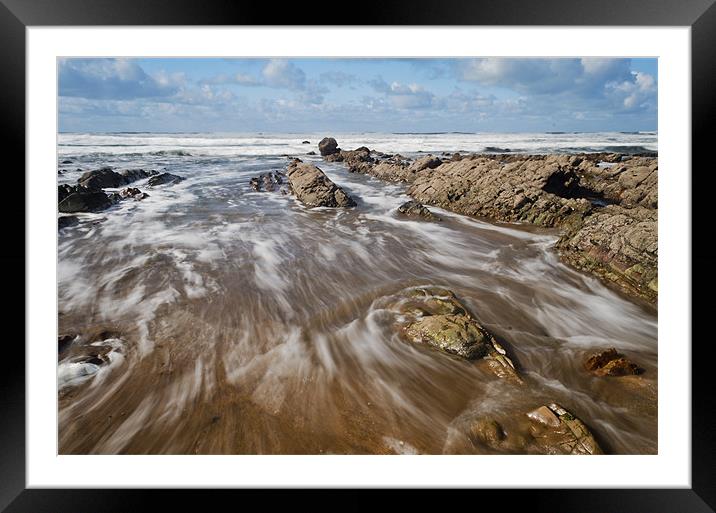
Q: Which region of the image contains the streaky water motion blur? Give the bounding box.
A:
[58,132,657,454]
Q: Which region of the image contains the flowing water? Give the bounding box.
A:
[57,132,658,454]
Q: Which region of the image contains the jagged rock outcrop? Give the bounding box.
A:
[408,155,594,228]
[320,140,658,305]
[575,156,658,208]
[555,205,657,302]
[285,160,356,208]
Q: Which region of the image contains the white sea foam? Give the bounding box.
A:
[58,131,658,158]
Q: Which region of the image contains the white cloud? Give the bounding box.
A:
[262,59,306,90]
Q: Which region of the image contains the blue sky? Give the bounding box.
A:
[58,58,657,133]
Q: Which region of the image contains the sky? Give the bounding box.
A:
[58,57,658,133]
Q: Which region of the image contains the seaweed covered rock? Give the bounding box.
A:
[390,286,520,381]
[285,160,356,208]
[405,314,492,359]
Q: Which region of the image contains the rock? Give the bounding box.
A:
[556,205,657,303]
[249,172,285,192]
[318,137,339,156]
[408,155,442,173]
[405,314,492,359]
[584,348,620,371]
[58,334,76,356]
[575,157,657,209]
[393,287,521,381]
[59,184,83,203]
[527,405,561,427]
[147,172,184,187]
[61,159,73,164]
[397,200,440,221]
[306,151,316,155]
[119,187,149,200]
[119,168,157,183]
[285,160,356,208]
[77,167,124,189]
[58,215,79,229]
[468,418,505,446]
[584,348,643,376]
[527,403,603,455]
[58,191,113,213]
[302,140,311,144]
[408,155,593,228]
[345,150,657,304]
[77,167,154,190]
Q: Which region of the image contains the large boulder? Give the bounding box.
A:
[77,167,155,190]
[58,191,114,213]
[318,137,339,156]
[285,160,356,208]
[405,314,491,359]
[390,286,520,381]
[77,167,124,189]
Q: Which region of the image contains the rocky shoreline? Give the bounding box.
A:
[313,137,658,306]
[57,136,656,455]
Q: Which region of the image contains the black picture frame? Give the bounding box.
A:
[2,0,714,511]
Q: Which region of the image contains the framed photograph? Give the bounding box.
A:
[4,0,714,510]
